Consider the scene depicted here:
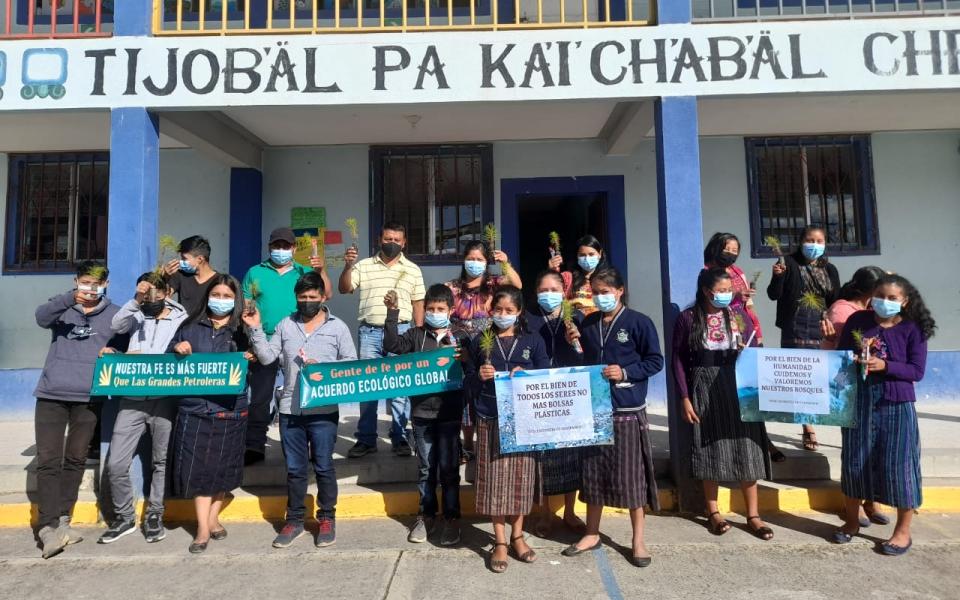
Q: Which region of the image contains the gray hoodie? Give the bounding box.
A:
[34,292,126,403]
[111,298,188,354]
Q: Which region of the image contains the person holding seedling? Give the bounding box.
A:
[548,234,609,316]
[33,261,127,559]
[164,235,219,324]
[383,284,470,546]
[833,274,935,556]
[339,221,425,458]
[242,227,329,465]
[99,271,188,546]
[766,226,841,452]
[563,268,663,568]
[464,285,549,573]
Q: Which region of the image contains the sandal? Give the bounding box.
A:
[510,535,537,563]
[802,431,819,452]
[706,511,731,536]
[747,516,774,541]
[489,542,509,573]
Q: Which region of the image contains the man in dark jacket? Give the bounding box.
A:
[33,261,127,559]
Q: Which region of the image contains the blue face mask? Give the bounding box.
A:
[270,248,294,266]
[871,297,902,319]
[802,243,826,261]
[425,312,450,329]
[537,291,563,313]
[207,298,235,316]
[578,255,600,272]
[179,258,197,274]
[493,314,518,330]
[464,260,486,278]
[710,291,734,309]
[593,293,618,313]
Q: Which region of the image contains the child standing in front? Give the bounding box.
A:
[383,284,469,546]
[833,274,934,556]
[564,268,664,568]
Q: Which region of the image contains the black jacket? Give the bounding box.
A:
[766,253,841,342]
[167,317,250,414]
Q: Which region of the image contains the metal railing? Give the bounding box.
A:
[1,0,111,39]
[153,0,652,35]
[693,0,960,21]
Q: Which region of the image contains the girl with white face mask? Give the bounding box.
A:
[767,225,841,452]
[547,235,607,316]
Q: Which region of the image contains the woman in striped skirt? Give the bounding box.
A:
[527,270,587,536]
[673,268,773,540]
[168,274,253,554]
[563,268,664,568]
[833,274,934,556]
[465,286,550,573]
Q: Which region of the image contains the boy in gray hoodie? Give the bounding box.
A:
[33,261,127,559]
[99,272,188,545]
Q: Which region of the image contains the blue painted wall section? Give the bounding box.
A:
[229,168,264,280]
[656,96,705,509]
[656,0,691,24]
[113,0,153,36]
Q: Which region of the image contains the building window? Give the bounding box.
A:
[370,144,493,264]
[746,135,879,257]
[4,153,110,273]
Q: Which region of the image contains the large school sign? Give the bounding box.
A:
[0,18,956,110]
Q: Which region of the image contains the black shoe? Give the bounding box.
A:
[629,555,652,568]
[188,541,208,554]
[143,513,166,543]
[561,540,601,557]
[98,520,136,544]
[244,449,266,466]
[347,441,377,458]
[393,441,413,457]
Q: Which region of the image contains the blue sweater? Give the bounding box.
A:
[465,330,550,419]
[526,308,583,368]
[578,308,664,411]
[167,317,250,415]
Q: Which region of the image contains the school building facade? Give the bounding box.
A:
[0,1,958,424]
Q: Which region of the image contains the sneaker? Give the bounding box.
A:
[272,522,306,548]
[39,525,68,559]
[407,516,433,543]
[315,517,336,547]
[58,516,83,545]
[439,518,461,546]
[347,441,377,458]
[393,441,413,457]
[144,513,166,543]
[98,520,136,544]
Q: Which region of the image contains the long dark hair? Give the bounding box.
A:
[877,274,937,340]
[489,285,528,334]
[457,240,495,292]
[839,266,884,301]
[590,267,628,308]
[690,268,733,348]
[205,273,245,330]
[792,225,830,266]
[703,232,739,266]
[571,235,608,294]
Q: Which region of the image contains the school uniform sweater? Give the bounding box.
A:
[577,308,664,412]
[465,330,550,419]
[526,308,583,368]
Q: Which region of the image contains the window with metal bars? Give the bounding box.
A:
[4,152,110,273]
[746,135,879,257]
[370,144,493,264]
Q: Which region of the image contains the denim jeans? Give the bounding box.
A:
[279,412,339,523]
[355,324,410,447]
[412,419,461,519]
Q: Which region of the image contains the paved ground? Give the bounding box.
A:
[2,511,959,600]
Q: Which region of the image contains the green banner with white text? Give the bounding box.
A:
[90,353,249,397]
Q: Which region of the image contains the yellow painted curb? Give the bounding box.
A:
[1,487,956,528]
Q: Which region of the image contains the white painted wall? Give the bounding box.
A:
[0,149,230,369]
[699,131,960,351]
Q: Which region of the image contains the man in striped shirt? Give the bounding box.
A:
[339,221,425,457]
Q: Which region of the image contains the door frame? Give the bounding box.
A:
[500,175,628,279]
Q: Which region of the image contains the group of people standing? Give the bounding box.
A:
[31,221,933,566]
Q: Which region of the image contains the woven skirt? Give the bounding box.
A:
[172,408,247,498]
[540,448,582,496]
[841,379,922,509]
[475,417,540,516]
[690,366,771,482]
[580,411,660,511]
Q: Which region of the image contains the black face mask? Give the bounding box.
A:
[715,252,737,268]
[381,242,402,260]
[140,300,166,318]
[298,301,324,319]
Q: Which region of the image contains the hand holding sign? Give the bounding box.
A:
[174,341,193,356]
[602,365,624,383]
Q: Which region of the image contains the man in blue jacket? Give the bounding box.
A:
[33,261,127,559]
